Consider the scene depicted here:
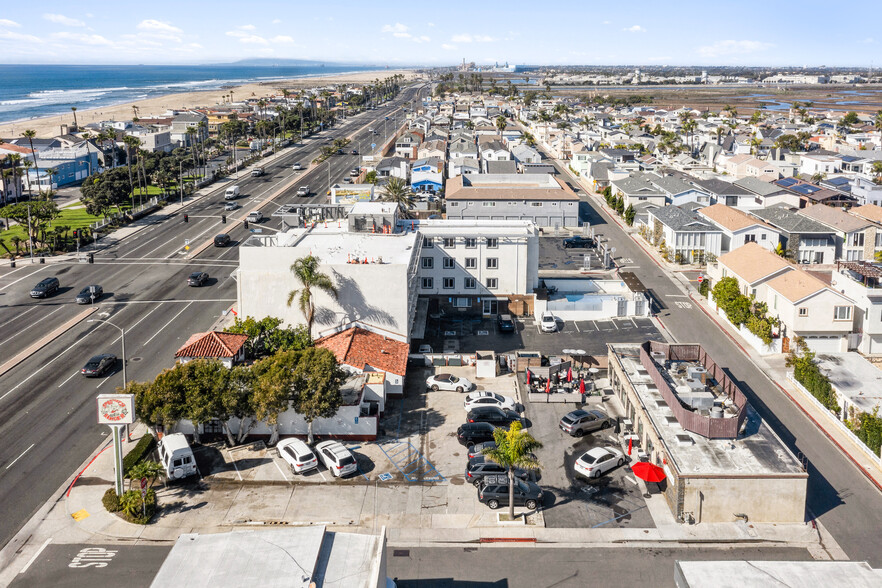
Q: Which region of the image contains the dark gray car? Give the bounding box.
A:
[465,456,529,486]
[478,476,542,510]
[75,285,103,304]
[559,409,614,437]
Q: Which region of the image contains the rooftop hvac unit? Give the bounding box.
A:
[650,351,666,365]
[684,378,705,392]
[677,389,715,411]
[687,366,707,383]
[709,406,724,419]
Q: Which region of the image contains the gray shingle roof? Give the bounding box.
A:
[733,177,787,197]
[692,178,752,196]
[649,206,719,232]
[749,207,836,234]
[650,175,700,195]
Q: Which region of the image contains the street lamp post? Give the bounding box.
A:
[179,160,183,206]
[89,318,127,436]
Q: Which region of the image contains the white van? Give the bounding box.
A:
[224,185,240,200]
[157,433,198,480]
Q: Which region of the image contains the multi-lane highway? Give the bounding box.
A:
[0,84,426,550]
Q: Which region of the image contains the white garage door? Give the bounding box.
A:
[803,335,842,354]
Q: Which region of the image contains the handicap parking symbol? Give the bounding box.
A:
[378,473,393,482]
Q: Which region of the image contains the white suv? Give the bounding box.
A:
[540,311,558,333]
[277,438,318,474]
[315,440,357,477]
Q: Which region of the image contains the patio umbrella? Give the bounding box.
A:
[579,379,585,394]
[545,379,551,394]
[566,367,573,382]
[526,368,532,382]
[631,462,666,483]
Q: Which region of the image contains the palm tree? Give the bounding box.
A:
[286,255,338,338]
[495,115,507,134]
[81,132,94,176]
[44,168,57,195]
[21,159,33,200]
[122,136,140,205]
[186,127,198,181]
[381,177,414,217]
[871,161,882,185]
[71,106,78,129]
[482,422,542,520]
[22,129,41,196]
[127,460,165,492]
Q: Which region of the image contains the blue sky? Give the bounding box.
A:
[0,1,877,66]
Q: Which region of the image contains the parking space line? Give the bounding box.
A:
[226,449,243,481]
[273,459,290,482]
[317,469,327,482]
[573,322,580,333]
[611,320,619,330]
[630,317,638,328]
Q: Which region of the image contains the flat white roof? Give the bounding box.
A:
[406,219,537,236]
[675,560,882,587]
[612,343,805,477]
[815,352,882,413]
[276,227,419,265]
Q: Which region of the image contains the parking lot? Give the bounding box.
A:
[538,234,604,272]
[420,314,665,358]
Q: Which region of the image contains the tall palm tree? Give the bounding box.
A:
[70,106,78,129]
[21,159,34,200]
[381,177,414,217]
[186,127,198,181]
[123,136,140,204]
[81,132,94,176]
[197,120,208,176]
[482,422,542,520]
[21,129,41,196]
[286,255,338,338]
[44,168,57,195]
[495,115,507,134]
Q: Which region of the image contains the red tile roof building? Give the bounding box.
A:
[175,331,249,364]
[316,327,409,376]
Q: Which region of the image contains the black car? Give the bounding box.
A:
[466,456,529,487]
[466,406,521,428]
[188,271,209,286]
[75,285,103,304]
[81,354,117,377]
[350,149,358,155]
[30,277,60,298]
[497,314,515,333]
[214,234,231,247]
[563,236,593,248]
[478,476,543,510]
[456,422,496,447]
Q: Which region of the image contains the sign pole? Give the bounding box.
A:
[112,424,125,496]
[97,394,136,497]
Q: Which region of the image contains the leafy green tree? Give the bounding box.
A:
[711,277,741,312]
[224,316,312,359]
[220,365,257,445]
[0,200,59,246]
[624,203,635,226]
[291,347,347,444]
[482,422,542,519]
[178,360,230,444]
[841,111,859,126]
[135,367,186,436]
[614,195,625,215]
[250,350,301,445]
[286,255,338,338]
[871,161,882,186]
[364,170,378,184]
[80,167,131,217]
[785,337,840,413]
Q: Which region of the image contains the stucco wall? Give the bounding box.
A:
[681,475,807,523]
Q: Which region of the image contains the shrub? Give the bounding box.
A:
[786,339,840,413]
[118,489,156,524]
[698,279,709,298]
[123,433,155,475]
[849,409,882,456]
[102,488,120,512]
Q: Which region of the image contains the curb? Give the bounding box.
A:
[0,305,98,377]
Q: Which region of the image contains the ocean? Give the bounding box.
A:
[0,64,379,125]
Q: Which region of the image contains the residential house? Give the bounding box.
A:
[649,174,712,206]
[611,174,667,208]
[448,137,479,161]
[30,143,100,189]
[375,157,409,181]
[707,241,792,302]
[174,331,249,368]
[691,178,757,208]
[774,177,857,208]
[733,176,801,208]
[479,140,511,172]
[410,157,444,194]
[798,205,879,261]
[749,207,836,264]
[485,160,518,174]
[316,326,409,403]
[447,157,481,178]
[851,176,882,206]
[799,153,842,177]
[830,261,882,354]
[417,140,446,160]
[645,206,722,264]
[170,112,208,147]
[394,132,422,159]
[445,174,580,228]
[698,203,781,253]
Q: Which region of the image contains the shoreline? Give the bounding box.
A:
[0,69,415,139]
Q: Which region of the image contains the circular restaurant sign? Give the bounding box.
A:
[99,398,130,422]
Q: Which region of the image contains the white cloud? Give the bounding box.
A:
[623,25,645,33]
[0,18,22,28]
[382,23,409,38]
[603,20,610,25]
[0,30,42,43]
[441,43,457,51]
[413,35,430,43]
[859,37,875,44]
[451,33,496,43]
[272,19,281,24]
[50,31,113,46]
[188,43,203,49]
[226,30,269,45]
[697,39,773,58]
[43,13,85,27]
[239,24,256,30]
[271,35,295,43]
[137,19,182,34]
[428,22,435,27]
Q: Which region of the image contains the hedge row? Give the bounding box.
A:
[123,433,155,475]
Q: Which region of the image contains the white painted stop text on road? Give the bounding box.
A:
[69,547,118,568]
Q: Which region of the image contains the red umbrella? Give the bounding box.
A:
[631,462,666,483]
[579,379,585,394]
[627,437,633,455]
[545,379,551,394]
[566,367,573,382]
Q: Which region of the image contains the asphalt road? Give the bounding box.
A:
[387,545,813,588]
[10,544,171,588]
[539,154,882,565]
[0,84,427,552]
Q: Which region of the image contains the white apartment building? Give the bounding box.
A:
[408,219,539,316]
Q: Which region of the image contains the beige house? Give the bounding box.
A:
[707,242,791,301]
[698,204,781,254]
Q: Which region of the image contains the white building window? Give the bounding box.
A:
[531,202,542,207]
[421,277,433,289]
[799,307,808,317]
[443,238,455,248]
[453,297,470,307]
[482,202,496,207]
[465,238,477,248]
[486,238,498,248]
[449,202,459,207]
[443,257,455,269]
[834,306,852,320]
[486,278,498,289]
[423,237,434,248]
[464,277,476,289]
[465,258,477,269]
[443,277,455,289]
[486,258,498,269]
[421,257,433,269]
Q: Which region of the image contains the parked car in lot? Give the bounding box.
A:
[75,284,103,304]
[574,446,625,479]
[224,201,239,211]
[477,476,542,510]
[463,391,517,412]
[418,344,432,354]
[315,440,357,477]
[563,235,593,248]
[187,271,209,286]
[559,409,614,437]
[467,440,497,460]
[277,438,318,474]
[466,406,521,428]
[213,233,231,247]
[540,311,558,333]
[81,353,117,377]
[497,313,515,333]
[426,373,474,392]
[456,422,497,447]
[465,456,530,487]
[30,277,59,298]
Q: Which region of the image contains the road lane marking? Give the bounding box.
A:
[0,266,47,292]
[227,449,243,481]
[58,370,80,388]
[19,537,51,574]
[142,301,193,346]
[6,443,35,470]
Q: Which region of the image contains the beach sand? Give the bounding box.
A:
[0,69,416,139]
